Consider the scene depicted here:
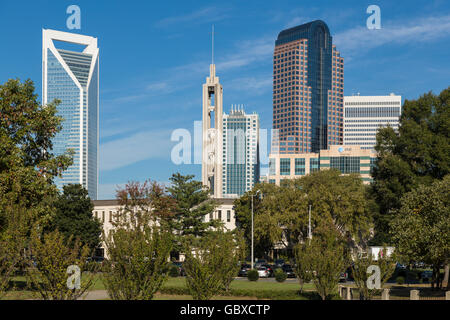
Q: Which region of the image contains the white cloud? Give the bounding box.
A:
[334,14,450,59]
[155,6,229,27]
[100,129,174,171]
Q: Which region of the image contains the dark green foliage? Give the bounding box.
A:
[165,173,222,251]
[274,268,287,283]
[396,276,405,285]
[390,176,450,290]
[182,233,229,300]
[247,269,259,281]
[298,223,349,300]
[371,87,450,244]
[0,79,73,295]
[46,184,102,251]
[169,265,180,277]
[235,170,373,258]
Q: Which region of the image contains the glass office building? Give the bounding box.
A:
[222,106,260,197]
[273,20,344,153]
[42,29,99,199]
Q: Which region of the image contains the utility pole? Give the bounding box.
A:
[308,204,312,243]
[251,190,261,270]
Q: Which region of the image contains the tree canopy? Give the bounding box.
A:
[371,87,450,244]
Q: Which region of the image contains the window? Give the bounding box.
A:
[218,210,222,220]
[280,158,291,175]
[330,157,360,174]
[102,211,105,223]
[227,210,231,222]
[295,158,305,175]
[310,158,319,172]
[209,212,213,221]
[109,211,112,223]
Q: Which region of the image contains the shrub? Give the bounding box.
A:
[247,269,259,281]
[274,268,287,283]
[169,265,180,277]
[396,276,405,284]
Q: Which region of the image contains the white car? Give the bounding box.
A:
[257,267,269,278]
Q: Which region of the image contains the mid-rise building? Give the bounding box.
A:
[273,20,344,154]
[268,145,376,185]
[344,94,402,149]
[42,29,99,199]
[92,198,237,259]
[222,105,260,198]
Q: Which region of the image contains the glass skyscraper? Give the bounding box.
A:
[222,106,260,197]
[273,20,344,154]
[42,29,99,199]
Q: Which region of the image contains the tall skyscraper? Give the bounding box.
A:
[343,94,402,149]
[222,105,260,198]
[202,64,224,198]
[273,20,344,154]
[42,29,99,199]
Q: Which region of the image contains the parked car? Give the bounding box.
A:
[282,264,296,278]
[339,272,348,282]
[254,259,267,268]
[257,266,269,278]
[396,263,406,270]
[261,264,274,277]
[421,270,433,282]
[274,259,285,267]
[238,264,251,277]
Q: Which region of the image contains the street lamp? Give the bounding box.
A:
[251,189,261,270]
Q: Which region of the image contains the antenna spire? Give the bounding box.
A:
[212,25,214,65]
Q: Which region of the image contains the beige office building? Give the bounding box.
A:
[267,145,376,185]
[92,198,237,258]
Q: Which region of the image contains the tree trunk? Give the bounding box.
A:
[443,263,449,290]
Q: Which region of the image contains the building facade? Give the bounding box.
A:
[344,94,402,150]
[268,145,376,185]
[42,29,99,199]
[92,199,237,258]
[222,106,260,198]
[273,20,343,154]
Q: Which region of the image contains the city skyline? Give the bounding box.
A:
[1,0,449,199]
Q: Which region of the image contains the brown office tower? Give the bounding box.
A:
[272,20,344,153]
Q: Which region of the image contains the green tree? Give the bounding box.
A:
[390,176,450,290]
[165,173,222,252]
[351,247,396,300]
[182,232,232,300]
[26,229,95,300]
[215,230,246,292]
[294,243,313,293]
[46,184,102,251]
[235,170,373,258]
[299,223,348,300]
[0,78,73,280]
[102,180,173,300]
[371,87,450,244]
[233,183,278,258]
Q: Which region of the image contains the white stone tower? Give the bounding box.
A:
[202,63,223,198]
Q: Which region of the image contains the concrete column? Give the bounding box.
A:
[381,288,390,300]
[410,290,420,300]
[346,287,352,300]
[445,291,450,300]
[338,285,342,298]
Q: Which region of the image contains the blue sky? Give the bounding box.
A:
[1,0,449,199]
